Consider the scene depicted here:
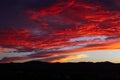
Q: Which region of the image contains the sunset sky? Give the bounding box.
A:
[0,0,120,63]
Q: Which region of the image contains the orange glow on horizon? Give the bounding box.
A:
[50,54,87,63]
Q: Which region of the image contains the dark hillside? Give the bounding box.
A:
[0,61,120,80]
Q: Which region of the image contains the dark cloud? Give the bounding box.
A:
[0,0,52,29]
[25,0,61,10]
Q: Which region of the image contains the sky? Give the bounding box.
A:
[0,0,120,63]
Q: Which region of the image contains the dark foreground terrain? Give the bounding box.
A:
[0,61,120,80]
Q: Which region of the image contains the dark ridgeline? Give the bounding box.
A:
[0,61,120,80]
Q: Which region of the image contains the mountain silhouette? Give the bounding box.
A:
[0,61,120,80]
